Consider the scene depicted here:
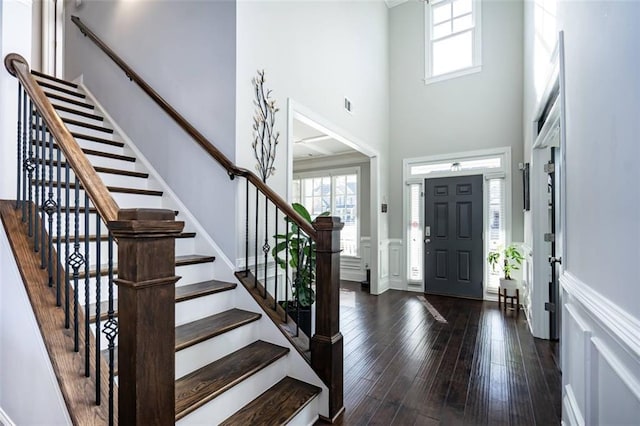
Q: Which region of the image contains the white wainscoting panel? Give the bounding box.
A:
[389,239,403,290]
[378,240,390,294]
[560,271,640,425]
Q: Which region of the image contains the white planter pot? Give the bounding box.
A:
[499,278,519,296]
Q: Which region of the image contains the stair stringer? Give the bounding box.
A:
[79,81,330,420]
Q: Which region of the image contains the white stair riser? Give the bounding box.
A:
[288,395,319,426]
[175,323,259,379]
[174,289,235,327]
[176,355,289,426]
[175,262,217,286]
[63,124,115,141]
[90,294,248,355]
[47,97,95,112]
[56,110,104,125]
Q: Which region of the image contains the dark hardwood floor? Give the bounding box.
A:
[331,281,561,425]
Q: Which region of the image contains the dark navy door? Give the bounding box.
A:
[424,175,484,299]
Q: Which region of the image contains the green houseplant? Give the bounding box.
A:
[272,203,329,335]
[488,244,524,293]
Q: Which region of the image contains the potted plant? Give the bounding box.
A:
[487,244,524,295]
[272,203,329,336]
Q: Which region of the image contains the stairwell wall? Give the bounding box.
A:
[64,0,238,258]
[235,0,389,291]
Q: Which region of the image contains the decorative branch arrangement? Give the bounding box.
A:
[252,70,280,182]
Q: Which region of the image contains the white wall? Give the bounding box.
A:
[388,0,525,244]
[1,0,35,200]
[0,225,71,425]
[236,0,389,291]
[523,0,640,423]
[64,0,238,258]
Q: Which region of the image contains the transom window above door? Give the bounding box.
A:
[425,0,482,83]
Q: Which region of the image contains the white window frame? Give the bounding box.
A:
[402,147,512,298]
[292,167,361,258]
[424,0,482,84]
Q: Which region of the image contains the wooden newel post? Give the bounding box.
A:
[311,216,345,422]
[108,209,184,425]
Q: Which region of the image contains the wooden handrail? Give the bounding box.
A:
[4,53,119,223]
[70,15,317,239]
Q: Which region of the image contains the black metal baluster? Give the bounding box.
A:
[95,218,102,405]
[33,110,40,251]
[70,175,84,352]
[105,231,117,425]
[308,233,313,337]
[64,163,71,328]
[296,227,301,337]
[16,84,22,209]
[56,146,62,306]
[254,187,259,288]
[263,195,269,299]
[84,193,91,377]
[245,179,249,276]
[40,121,48,267]
[26,102,35,234]
[285,219,289,323]
[21,89,28,221]
[274,207,279,310]
[44,132,57,287]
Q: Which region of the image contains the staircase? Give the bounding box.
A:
[3,63,334,424]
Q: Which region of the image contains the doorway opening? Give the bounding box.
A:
[286,100,380,293]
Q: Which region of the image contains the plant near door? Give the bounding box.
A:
[488,245,524,280]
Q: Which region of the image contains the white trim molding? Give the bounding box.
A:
[561,271,640,425]
[0,407,16,426]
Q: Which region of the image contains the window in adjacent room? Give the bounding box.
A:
[292,168,359,257]
[425,0,482,83]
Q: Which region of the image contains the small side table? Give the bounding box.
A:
[498,287,520,312]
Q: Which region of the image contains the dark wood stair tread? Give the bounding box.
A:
[32,140,135,162]
[31,70,78,88]
[55,207,179,216]
[36,80,85,98]
[176,254,216,267]
[220,377,321,426]
[61,117,113,134]
[71,132,123,147]
[91,279,236,323]
[176,309,261,351]
[52,104,103,121]
[36,158,146,178]
[31,127,124,147]
[35,180,163,197]
[175,280,237,303]
[43,91,94,109]
[175,340,290,420]
[80,254,215,279]
[58,231,194,244]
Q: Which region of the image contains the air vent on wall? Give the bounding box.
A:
[344,97,352,113]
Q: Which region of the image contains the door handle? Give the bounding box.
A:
[424,238,431,244]
[548,256,562,265]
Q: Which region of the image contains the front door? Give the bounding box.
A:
[424,175,484,299]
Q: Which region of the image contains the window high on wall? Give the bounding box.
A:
[425,0,482,83]
[292,168,359,257]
